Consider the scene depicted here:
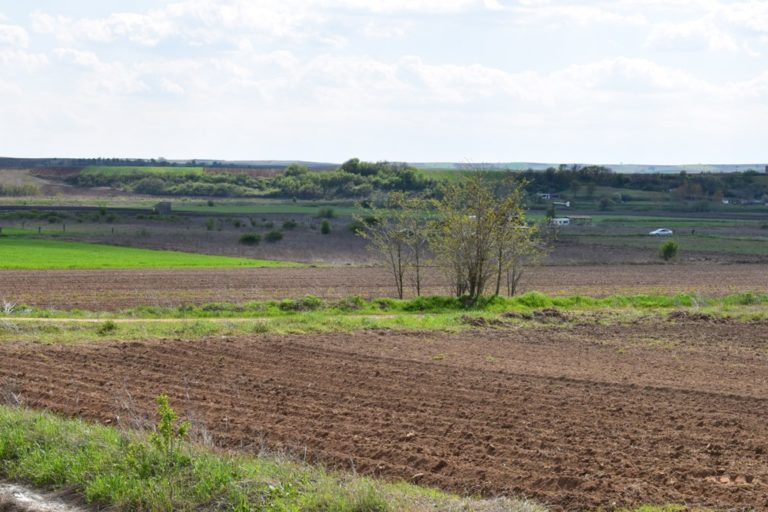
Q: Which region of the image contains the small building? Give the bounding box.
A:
[154,201,172,214]
[549,217,570,227]
[553,200,571,208]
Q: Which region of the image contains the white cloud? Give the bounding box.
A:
[0,23,29,47]
[55,48,149,95]
[648,17,740,52]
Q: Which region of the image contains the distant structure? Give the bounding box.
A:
[549,215,592,227]
[154,201,172,215]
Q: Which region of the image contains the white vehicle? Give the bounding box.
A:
[649,228,673,236]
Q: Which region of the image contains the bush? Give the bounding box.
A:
[317,207,335,219]
[265,230,283,242]
[96,320,118,336]
[278,295,324,311]
[282,219,298,230]
[658,240,679,261]
[320,220,331,235]
[239,233,261,245]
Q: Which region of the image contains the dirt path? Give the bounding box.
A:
[1,320,766,510]
[0,263,766,310]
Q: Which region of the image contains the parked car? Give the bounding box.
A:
[649,228,673,236]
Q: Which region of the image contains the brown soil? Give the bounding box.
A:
[1,321,766,510]
[0,263,766,310]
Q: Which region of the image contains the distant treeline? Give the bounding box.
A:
[522,165,767,200]
[0,157,305,169]
[65,159,436,199]
[8,158,768,201]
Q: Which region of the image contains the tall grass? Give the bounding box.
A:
[0,405,544,512]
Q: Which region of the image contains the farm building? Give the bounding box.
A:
[549,217,570,226]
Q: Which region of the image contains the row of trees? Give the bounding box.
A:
[358,174,547,301]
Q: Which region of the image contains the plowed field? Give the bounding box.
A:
[1,320,767,510]
[1,263,766,309]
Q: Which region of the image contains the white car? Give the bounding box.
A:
[649,228,673,236]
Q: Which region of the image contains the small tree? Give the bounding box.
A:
[430,173,536,301]
[354,192,423,299]
[320,220,331,234]
[659,240,679,261]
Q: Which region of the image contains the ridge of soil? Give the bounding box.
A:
[1,321,767,510]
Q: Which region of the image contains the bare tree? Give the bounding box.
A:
[431,173,540,301]
[355,192,427,298]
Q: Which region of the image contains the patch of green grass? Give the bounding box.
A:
[81,166,204,177]
[0,239,301,269]
[568,233,768,255]
[2,292,767,344]
[0,405,543,512]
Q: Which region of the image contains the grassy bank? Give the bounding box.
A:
[0,292,766,344]
[0,404,542,512]
[4,291,768,319]
[0,239,301,269]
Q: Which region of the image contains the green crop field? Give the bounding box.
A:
[175,200,360,216]
[81,166,204,177]
[0,239,299,269]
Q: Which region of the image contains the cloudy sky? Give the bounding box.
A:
[1,0,766,164]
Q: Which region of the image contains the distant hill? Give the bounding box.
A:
[0,157,765,174]
[411,162,768,174]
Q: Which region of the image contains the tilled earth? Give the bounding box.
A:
[1,319,767,510]
[1,263,767,309]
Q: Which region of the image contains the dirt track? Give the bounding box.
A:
[1,320,767,510]
[1,263,767,310]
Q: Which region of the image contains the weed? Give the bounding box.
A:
[96,320,118,336]
[265,230,283,242]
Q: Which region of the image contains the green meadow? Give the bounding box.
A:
[0,238,299,269]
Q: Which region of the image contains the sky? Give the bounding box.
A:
[0,0,766,164]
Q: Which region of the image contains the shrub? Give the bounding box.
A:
[320,220,331,235]
[282,219,298,230]
[278,295,324,311]
[334,295,367,311]
[205,218,215,231]
[317,207,335,219]
[96,320,118,336]
[265,230,283,242]
[658,240,679,261]
[239,233,261,245]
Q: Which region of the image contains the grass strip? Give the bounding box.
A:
[0,404,543,512]
[3,292,768,320]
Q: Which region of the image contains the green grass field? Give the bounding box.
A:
[0,239,299,269]
[568,233,768,255]
[81,166,204,177]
